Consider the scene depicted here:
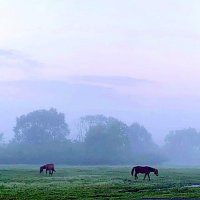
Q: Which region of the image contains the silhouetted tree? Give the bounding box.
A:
[84,115,129,164]
[77,115,108,141]
[128,123,164,164]
[128,123,157,151]
[13,108,70,144]
[164,128,200,164]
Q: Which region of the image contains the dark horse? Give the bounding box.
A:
[40,164,56,176]
[131,166,158,180]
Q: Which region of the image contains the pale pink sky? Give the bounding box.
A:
[1,0,200,143]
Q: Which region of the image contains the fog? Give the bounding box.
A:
[1,79,200,145]
[1,0,200,165]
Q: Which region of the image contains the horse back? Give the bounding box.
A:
[45,163,55,170]
[135,166,151,174]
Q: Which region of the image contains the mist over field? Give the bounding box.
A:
[1,0,200,166]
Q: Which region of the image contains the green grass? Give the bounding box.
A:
[0,165,200,199]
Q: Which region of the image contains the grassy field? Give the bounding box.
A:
[0,165,200,199]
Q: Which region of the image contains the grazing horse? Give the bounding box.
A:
[40,164,56,176]
[131,166,158,180]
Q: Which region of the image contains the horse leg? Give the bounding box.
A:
[135,173,138,180]
[144,174,147,180]
[148,173,150,181]
[46,169,47,175]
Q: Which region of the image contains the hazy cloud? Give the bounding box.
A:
[0,49,43,81]
[0,49,42,68]
[67,75,153,87]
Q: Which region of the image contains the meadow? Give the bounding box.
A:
[0,165,200,199]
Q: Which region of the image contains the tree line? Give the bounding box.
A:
[0,108,199,165]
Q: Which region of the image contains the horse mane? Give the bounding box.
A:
[41,165,46,169]
[147,166,156,172]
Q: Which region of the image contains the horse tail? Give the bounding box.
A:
[131,167,135,176]
[53,168,56,172]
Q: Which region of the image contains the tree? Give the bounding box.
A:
[128,123,157,151]
[13,108,70,144]
[77,115,108,142]
[164,128,200,164]
[127,123,163,164]
[83,115,129,164]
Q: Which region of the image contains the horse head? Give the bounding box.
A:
[40,165,45,173]
[154,169,159,176]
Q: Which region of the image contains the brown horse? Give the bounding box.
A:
[131,166,158,180]
[40,164,56,176]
